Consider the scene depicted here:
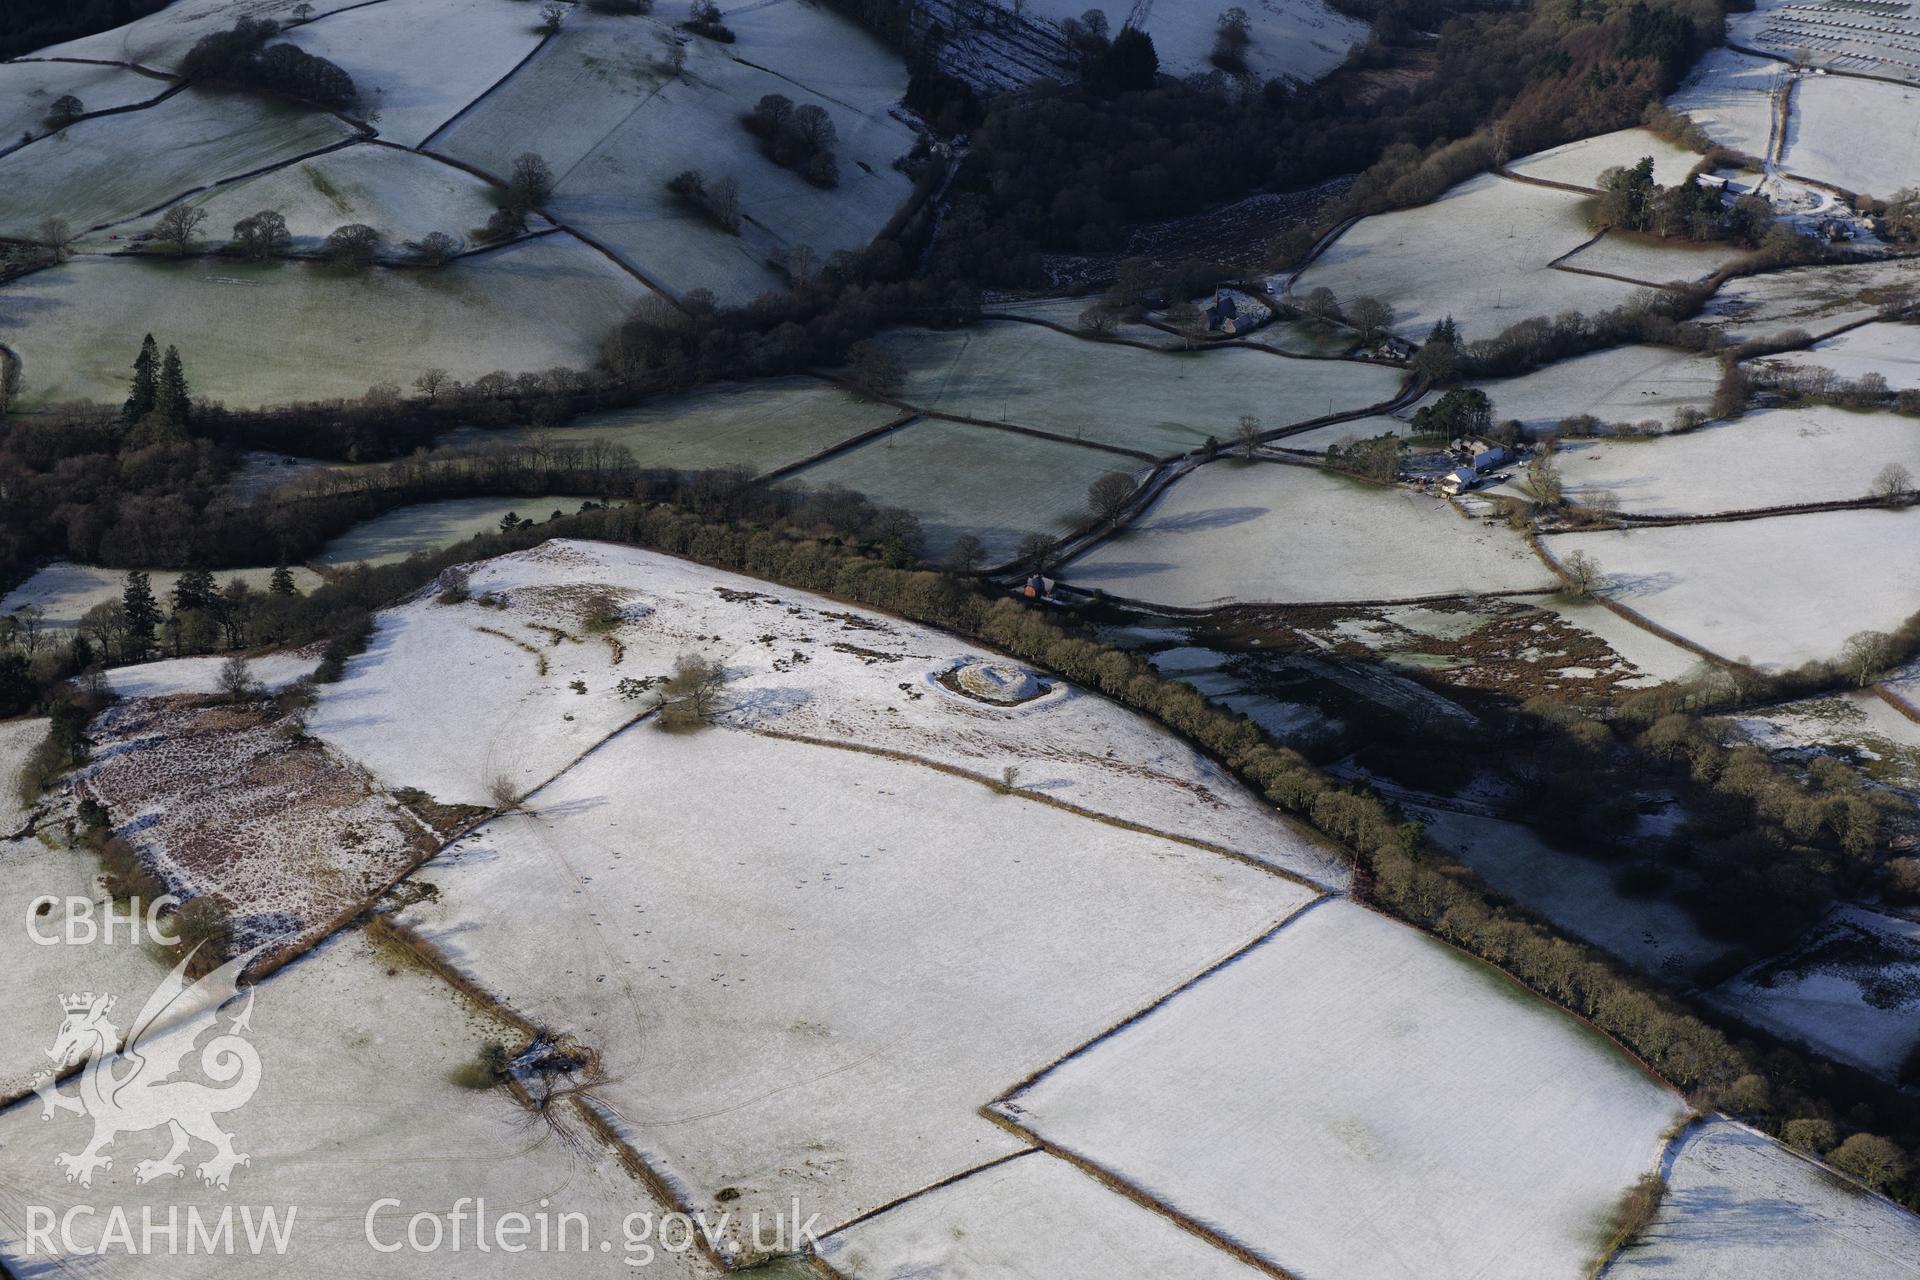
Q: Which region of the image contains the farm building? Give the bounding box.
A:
[1440,466,1480,496]
[1464,440,1512,471]
[1205,289,1273,336]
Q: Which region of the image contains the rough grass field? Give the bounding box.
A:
[0,235,651,408]
[0,716,50,836]
[1543,508,1920,668]
[313,495,593,567]
[283,0,550,146]
[438,377,903,476]
[117,143,527,258]
[434,7,915,303]
[787,418,1132,562]
[0,60,168,148]
[0,87,357,238]
[817,1150,1262,1280]
[79,696,431,956]
[1610,1118,1920,1279]
[1293,172,1644,340]
[1470,344,1721,433]
[864,321,1407,455]
[1540,405,1920,515]
[1064,461,1556,607]
[994,899,1688,1280]
[1711,905,1920,1078]
[1411,806,1730,978]
[1507,127,1703,190]
[1699,258,1920,344]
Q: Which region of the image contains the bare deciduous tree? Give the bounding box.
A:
[1560,549,1602,598]
[153,204,209,254]
[1841,629,1894,687]
[1086,471,1136,523]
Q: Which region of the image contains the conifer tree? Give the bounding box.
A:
[269,563,296,596]
[122,571,161,658]
[152,345,191,429]
[171,566,217,614]
[123,334,159,421]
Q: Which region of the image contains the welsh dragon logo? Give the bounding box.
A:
[33,946,264,1190]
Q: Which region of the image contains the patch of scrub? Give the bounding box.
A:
[313,495,593,567]
[0,562,324,633]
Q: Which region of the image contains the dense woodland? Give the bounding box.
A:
[0,0,172,60]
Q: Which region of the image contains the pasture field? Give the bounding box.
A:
[392,720,1316,1251]
[1752,321,1920,390]
[1280,406,1429,450]
[1014,0,1368,83]
[1292,173,1643,340]
[1698,257,1920,344]
[995,899,1688,1280]
[35,0,348,70]
[864,321,1407,455]
[1711,905,1920,1078]
[1470,344,1720,433]
[284,0,550,146]
[1558,229,1749,285]
[817,1151,1263,1280]
[1611,1118,1920,1279]
[1540,405,1920,515]
[1665,45,1785,159]
[1544,508,1920,668]
[312,495,593,566]
[0,87,357,238]
[119,143,526,257]
[1064,461,1556,607]
[0,835,171,1101]
[436,8,916,303]
[690,0,911,118]
[1782,74,1920,195]
[1411,807,1730,979]
[0,562,323,632]
[0,60,168,147]
[100,649,322,700]
[0,236,650,408]
[0,925,719,1280]
[439,377,903,475]
[788,418,1134,562]
[1507,127,1703,190]
[983,296,1187,347]
[311,541,1343,880]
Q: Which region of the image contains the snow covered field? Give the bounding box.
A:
[1610,1118,1920,1279]
[1782,74,1920,196]
[284,0,549,146]
[313,495,594,567]
[1753,322,1920,392]
[1543,406,1920,515]
[0,562,323,632]
[392,720,1317,1250]
[1015,0,1369,83]
[118,143,530,258]
[100,648,322,700]
[866,321,1407,456]
[1294,173,1645,341]
[36,0,354,70]
[1711,905,1920,1077]
[0,87,357,238]
[995,899,1688,1280]
[1544,509,1920,668]
[0,60,170,148]
[438,377,903,476]
[311,540,1346,882]
[787,418,1130,561]
[1737,688,1920,792]
[1472,345,1721,434]
[817,1151,1263,1280]
[1666,46,1784,160]
[1560,230,1749,285]
[435,7,915,303]
[1699,258,1920,344]
[0,835,171,1101]
[0,237,650,408]
[0,925,717,1280]
[1065,462,1556,607]
[1412,807,1729,978]
[1508,127,1703,190]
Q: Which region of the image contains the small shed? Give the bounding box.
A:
[1439,467,1478,496]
